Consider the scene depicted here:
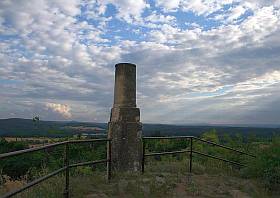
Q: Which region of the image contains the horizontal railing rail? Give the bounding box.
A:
[192,150,244,167]
[0,138,110,160]
[69,159,109,168]
[145,149,190,157]
[143,136,194,140]
[0,138,111,198]
[192,136,256,157]
[2,167,67,198]
[142,136,256,174]
[0,141,68,159]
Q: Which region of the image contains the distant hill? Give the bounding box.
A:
[143,124,280,138]
[0,118,107,137]
[0,118,279,138]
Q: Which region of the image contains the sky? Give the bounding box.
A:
[0,0,280,125]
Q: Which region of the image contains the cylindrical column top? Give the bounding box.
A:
[113,63,137,108]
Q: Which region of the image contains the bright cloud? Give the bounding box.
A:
[155,0,181,11]
[46,103,72,118]
[98,0,149,23]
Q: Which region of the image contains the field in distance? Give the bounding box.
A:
[0,118,279,138]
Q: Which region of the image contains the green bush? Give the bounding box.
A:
[245,137,280,191]
[0,138,107,179]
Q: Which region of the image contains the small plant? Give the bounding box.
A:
[187,181,200,196]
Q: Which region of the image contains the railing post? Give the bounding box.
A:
[189,137,193,174]
[141,139,145,174]
[64,142,69,198]
[107,140,112,181]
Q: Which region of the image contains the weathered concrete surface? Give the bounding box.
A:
[113,63,136,108]
[108,63,142,172]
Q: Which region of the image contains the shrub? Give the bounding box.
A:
[245,136,280,191]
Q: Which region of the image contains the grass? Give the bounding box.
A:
[0,157,278,198]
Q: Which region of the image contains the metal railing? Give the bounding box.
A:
[0,135,257,197]
[142,136,256,174]
[0,138,112,198]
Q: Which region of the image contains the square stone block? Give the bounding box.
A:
[108,121,142,172]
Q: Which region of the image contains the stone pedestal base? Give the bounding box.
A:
[108,121,142,172]
[108,107,142,172]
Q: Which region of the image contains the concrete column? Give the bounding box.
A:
[113,63,136,108]
[108,63,142,172]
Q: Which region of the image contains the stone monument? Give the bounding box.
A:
[108,63,142,172]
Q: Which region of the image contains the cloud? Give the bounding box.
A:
[155,0,181,11]
[46,103,72,118]
[0,0,280,124]
[97,0,149,23]
[180,0,235,16]
[233,70,280,92]
[145,12,176,24]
